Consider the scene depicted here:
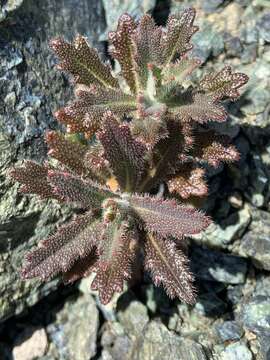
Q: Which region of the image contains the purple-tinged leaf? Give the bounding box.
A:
[54,107,91,137]
[98,112,147,192]
[132,14,162,86]
[83,144,111,184]
[192,131,240,168]
[48,170,115,208]
[131,115,168,149]
[46,131,87,176]
[21,213,102,280]
[50,36,118,88]
[144,233,196,304]
[63,250,98,284]
[9,161,58,200]
[168,166,208,199]
[55,84,135,138]
[161,8,198,65]
[108,14,138,93]
[199,66,249,101]
[91,219,139,304]
[129,194,211,239]
[172,92,227,123]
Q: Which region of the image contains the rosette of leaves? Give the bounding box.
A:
[10,8,248,305]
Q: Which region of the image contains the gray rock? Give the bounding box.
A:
[0,0,106,323]
[131,321,208,360]
[224,35,243,58]
[257,13,270,43]
[117,296,149,338]
[216,321,244,342]
[201,0,225,13]
[194,293,227,317]
[227,284,244,305]
[219,342,253,360]
[192,22,224,62]
[0,0,24,23]
[101,0,156,39]
[47,294,99,360]
[194,205,251,248]
[254,275,270,298]
[191,247,248,285]
[12,327,48,360]
[240,210,270,270]
[101,322,132,360]
[241,43,258,64]
[242,295,270,336]
[241,86,270,116]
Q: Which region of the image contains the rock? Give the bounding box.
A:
[0,0,24,23]
[219,342,253,360]
[101,0,156,39]
[194,293,227,317]
[194,205,251,248]
[241,85,270,116]
[241,295,270,336]
[257,13,270,43]
[12,327,48,360]
[216,321,244,342]
[191,246,248,285]
[46,294,99,360]
[241,43,258,64]
[227,284,245,305]
[240,209,270,270]
[117,295,149,338]
[143,284,171,315]
[201,0,224,13]
[101,322,132,360]
[131,321,208,360]
[254,275,270,297]
[0,0,106,323]
[192,23,224,62]
[224,35,243,58]
[207,3,242,36]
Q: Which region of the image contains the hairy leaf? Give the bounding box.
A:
[129,195,211,239]
[144,234,196,304]
[98,112,147,192]
[54,107,90,137]
[132,14,162,86]
[50,36,118,88]
[46,131,87,176]
[108,14,138,93]
[91,218,138,304]
[48,170,115,208]
[139,120,190,192]
[171,92,227,123]
[21,213,102,280]
[131,115,168,149]
[192,131,240,168]
[9,161,57,199]
[83,144,111,183]
[55,84,135,138]
[63,250,98,284]
[199,66,249,101]
[168,166,208,199]
[162,58,201,85]
[161,8,198,65]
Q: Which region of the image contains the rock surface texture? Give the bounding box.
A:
[0,0,106,322]
[1,0,270,359]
